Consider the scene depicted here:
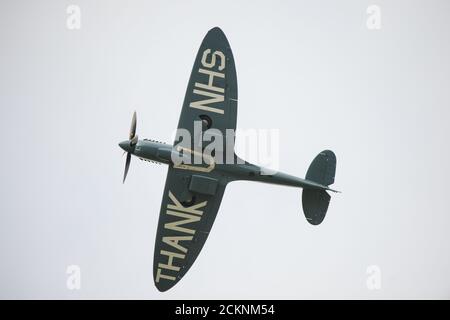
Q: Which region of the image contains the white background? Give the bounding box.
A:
[1,0,449,298]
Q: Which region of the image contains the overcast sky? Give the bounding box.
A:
[1,0,449,299]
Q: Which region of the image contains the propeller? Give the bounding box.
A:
[121,111,138,183]
[129,111,137,140]
[123,152,131,183]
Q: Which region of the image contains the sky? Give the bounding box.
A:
[0,0,449,299]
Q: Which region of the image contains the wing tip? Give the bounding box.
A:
[209,26,224,34]
[207,26,228,41]
[154,279,174,292]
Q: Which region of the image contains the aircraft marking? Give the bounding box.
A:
[189,48,226,114]
[155,191,208,283]
[173,146,215,173]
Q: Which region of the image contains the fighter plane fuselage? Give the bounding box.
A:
[119,139,332,191]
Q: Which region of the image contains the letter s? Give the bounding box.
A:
[201,49,225,71]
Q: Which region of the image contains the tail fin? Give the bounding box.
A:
[302,150,337,225]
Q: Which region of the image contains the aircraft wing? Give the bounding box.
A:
[153,167,226,291]
[153,27,237,291]
[174,27,238,161]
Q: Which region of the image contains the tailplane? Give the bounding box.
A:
[302,150,337,225]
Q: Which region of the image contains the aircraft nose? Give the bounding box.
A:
[119,140,131,153]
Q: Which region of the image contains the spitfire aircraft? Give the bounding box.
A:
[119,27,338,292]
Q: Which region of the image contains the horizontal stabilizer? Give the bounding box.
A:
[302,150,337,225]
[305,150,336,187]
[302,189,330,225]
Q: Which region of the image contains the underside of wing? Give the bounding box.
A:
[174,27,238,164]
[153,27,236,292]
[153,167,226,291]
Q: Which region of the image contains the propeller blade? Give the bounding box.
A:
[130,134,138,146]
[123,152,131,183]
[129,111,137,140]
